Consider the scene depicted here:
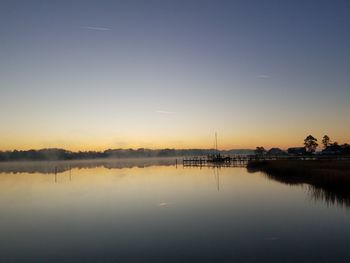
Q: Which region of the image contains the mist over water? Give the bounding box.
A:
[2,0,350,261]
[0,160,350,262]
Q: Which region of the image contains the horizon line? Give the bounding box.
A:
[0,146,308,152]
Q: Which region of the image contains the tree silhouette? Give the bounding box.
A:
[304,135,318,153]
[322,135,331,149]
[255,146,266,155]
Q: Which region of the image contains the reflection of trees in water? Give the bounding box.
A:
[0,158,177,175]
[248,167,350,208]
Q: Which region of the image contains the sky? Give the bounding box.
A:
[1,0,350,150]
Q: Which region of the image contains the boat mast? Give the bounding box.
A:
[215,132,218,154]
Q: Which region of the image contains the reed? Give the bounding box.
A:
[247,159,350,184]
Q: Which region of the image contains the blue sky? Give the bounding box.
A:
[1,0,350,150]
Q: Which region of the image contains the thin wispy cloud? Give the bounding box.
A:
[155,110,176,114]
[158,202,170,208]
[257,74,271,79]
[80,26,111,31]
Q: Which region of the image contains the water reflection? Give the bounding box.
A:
[247,167,350,208]
[212,166,220,191]
[308,185,350,208]
[0,157,177,174]
[1,163,350,262]
[2,160,350,208]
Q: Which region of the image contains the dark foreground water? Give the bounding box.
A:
[0,159,349,262]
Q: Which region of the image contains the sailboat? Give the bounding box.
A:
[207,132,230,163]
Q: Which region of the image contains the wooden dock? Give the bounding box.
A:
[183,155,249,167]
[182,154,350,167]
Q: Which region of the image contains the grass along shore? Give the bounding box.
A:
[247,159,350,183]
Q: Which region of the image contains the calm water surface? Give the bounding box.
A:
[0,159,349,262]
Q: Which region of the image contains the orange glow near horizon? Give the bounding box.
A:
[1,1,350,153]
[1,130,349,151]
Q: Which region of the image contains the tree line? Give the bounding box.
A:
[255,135,350,155]
[302,134,349,154]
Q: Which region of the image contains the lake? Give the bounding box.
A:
[0,159,349,262]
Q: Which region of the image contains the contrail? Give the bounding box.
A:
[80,26,111,31]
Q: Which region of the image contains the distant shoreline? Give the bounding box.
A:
[0,148,254,162]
